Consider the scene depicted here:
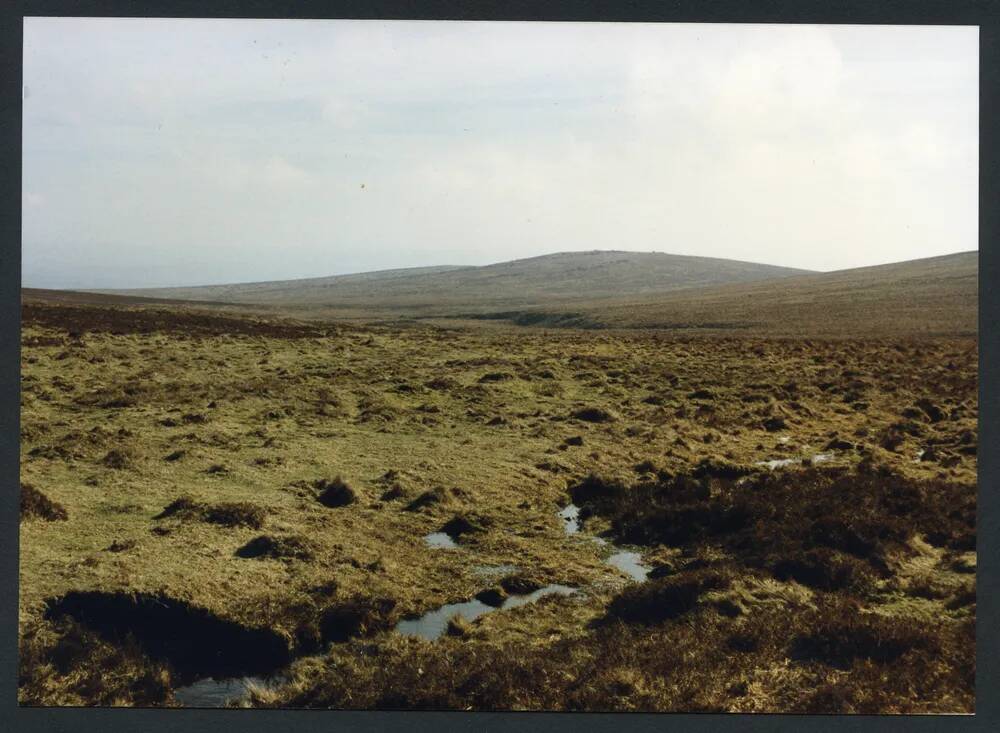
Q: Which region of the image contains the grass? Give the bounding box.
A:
[242,594,973,713]
[18,297,977,710]
[19,617,175,707]
[21,483,68,522]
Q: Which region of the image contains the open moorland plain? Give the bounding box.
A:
[19,252,977,712]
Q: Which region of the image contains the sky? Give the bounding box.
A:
[22,19,978,289]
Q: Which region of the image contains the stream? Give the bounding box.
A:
[174,675,269,708]
[174,501,651,706]
[559,502,651,581]
[755,451,833,470]
[394,584,578,640]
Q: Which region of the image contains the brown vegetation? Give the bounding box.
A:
[18,295,976,711]
[20,483,68,522]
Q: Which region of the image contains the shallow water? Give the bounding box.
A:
[755,457,800,469]
[473,563,519,578]
[756,452,835,470]
[395,584,577,641]
[558,505,646,580]
[605,550,651,582]
[174,675,267,707]
[558,503,581,534]
[424,532,458,549]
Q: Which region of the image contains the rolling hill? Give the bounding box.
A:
[95,251,811,312]
[34,250,977,336]
[529,250,979,336]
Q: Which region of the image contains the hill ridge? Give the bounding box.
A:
[94,250,813,308]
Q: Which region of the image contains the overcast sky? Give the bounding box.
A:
[22,19,978,289]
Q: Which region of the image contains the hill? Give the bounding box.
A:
[20,288,250,309]
[35,251,977,337]
[498,251,978,336]
[95,251,811,312]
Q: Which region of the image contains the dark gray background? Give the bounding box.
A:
[1,1,996,731]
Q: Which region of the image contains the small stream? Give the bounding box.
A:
[755,452,833,470]
[394,584,577,641]
[173,504,647,706]
[174,675,268,707]
[177,463,832,706]
[558,503,581,533]
[605,550,651,582]
[560,503,650,581]
[424,531,458,548]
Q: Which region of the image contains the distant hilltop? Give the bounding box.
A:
[93,250,813,308]
[37,249,976,337]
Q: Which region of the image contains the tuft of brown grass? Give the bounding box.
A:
[154,496,267,529]
[315,477,357,508]
[18,618,175,707]
[236,535,314,561]
[20,483,68,522]
[252,591,973,712]
[580,466,974,592]
[319,597,399,644]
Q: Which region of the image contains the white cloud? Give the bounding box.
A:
[259,155,312,187]
[321,96,370,128]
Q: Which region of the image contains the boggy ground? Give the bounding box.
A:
[18,301,977,711]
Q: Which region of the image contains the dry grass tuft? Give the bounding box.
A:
[315,477,357,508]
[20,483,68,522]
[154,496,267,529]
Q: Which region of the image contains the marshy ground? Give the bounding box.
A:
[18,300,977,711]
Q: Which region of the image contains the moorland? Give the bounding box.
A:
[18,250,977,711]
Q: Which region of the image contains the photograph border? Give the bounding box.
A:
[2,1,996,731]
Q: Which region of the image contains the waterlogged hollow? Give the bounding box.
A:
[424,532,458,549]
[755,452,834,470]
[605,550,651,582]
[558,503,581,534]
[181,579,580,702]
[395,584,577,641]
[44,591,292,681]
[559,505,648,581]
[474,563,519,578]
[173,675,267,708]
[43,591,296,708]
[756,457,801,470]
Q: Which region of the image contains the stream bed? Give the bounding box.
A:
[755,452,834,470]
[394,584,578,641]
[560,502,650,580]
[424,531,458,548]
[174,674,273,708]
[173,501,651,706]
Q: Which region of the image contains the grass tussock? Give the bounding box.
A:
[154,496,268,529]
[20,483,68,522]
[252,592,973,712]
[319,597,399,643]
[572,407,617,423]
[102,447,136,470]
[577,465,974,593]
[315,477,357,508]
[606,567,734,624]
[404,486,451,512]
[236,535,314,561]
[18,618,175,707]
